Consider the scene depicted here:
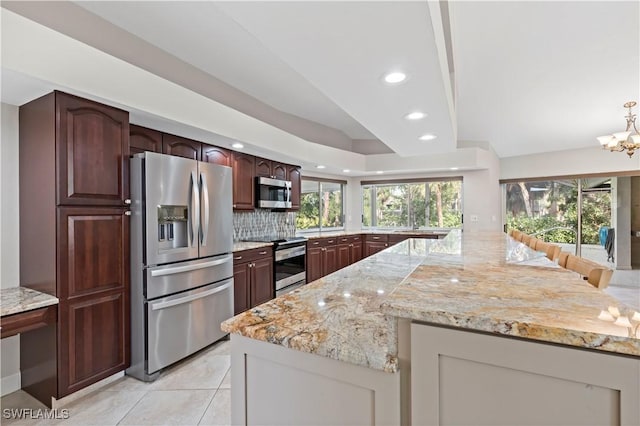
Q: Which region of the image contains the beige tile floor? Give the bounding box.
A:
[0,339,231,426]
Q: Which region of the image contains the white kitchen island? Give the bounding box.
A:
[222,231,640,425]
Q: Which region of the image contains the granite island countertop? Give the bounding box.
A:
[222,230,640,373]
[1,287,59,317]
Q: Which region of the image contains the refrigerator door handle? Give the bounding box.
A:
[200,172,210,247]
[190,171,200,248]
[150,256,232,277]
[149,280,233,311]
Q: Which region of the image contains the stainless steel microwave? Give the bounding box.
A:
[256,176,292,208]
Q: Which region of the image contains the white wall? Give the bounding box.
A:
[1,103,21,395]
[500,146,639,180]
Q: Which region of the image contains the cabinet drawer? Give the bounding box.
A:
[1,305,57,339]
[233,247,273,264]
[307,237,338,247]
[365,234,389,242]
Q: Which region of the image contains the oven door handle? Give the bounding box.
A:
[275,246,306,261]
[150,280,232,311]
[150,257,231,277]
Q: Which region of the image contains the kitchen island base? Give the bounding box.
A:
[411,323,640,425]
[230,334,400,425]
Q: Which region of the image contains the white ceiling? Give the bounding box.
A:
[452,1,639,158]
[3,1,639,160]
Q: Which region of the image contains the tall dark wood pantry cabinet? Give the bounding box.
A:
[19,91,130,406]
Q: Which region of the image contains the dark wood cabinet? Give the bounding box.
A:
[324,244,338,276]
[232,247,274,314]
[130,124,161,156]
[55,92,129,206]
[250,257,274,307]
[365,241,388,257]
[57,207,129,300]
[336,244,351,270]
[272,163,287,180]
[19,91,131,406]
[203,145,232,166]
[288,166,301,211]
[306,237,340,282]
[58,289,128,396]
[162,134,201,160]
[306,246,324,283]
[232,152,255,210]
[352,242,363,263]
[255,158,288,180]
[255,157,272,178]
[232,262,250,315]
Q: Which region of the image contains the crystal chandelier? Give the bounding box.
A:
[597,101,640,158]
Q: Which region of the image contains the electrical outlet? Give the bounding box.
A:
[470,215,479,222]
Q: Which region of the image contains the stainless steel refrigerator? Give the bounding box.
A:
[127,152,233,381]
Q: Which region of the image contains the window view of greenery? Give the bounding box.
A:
[505,179,611,245]
[362,180,462,228]
[296,179,344,231]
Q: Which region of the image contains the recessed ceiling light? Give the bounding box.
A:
[316,165,326,169]
[376,171,384,174]
[383,71,406,84]
[405,111,426,120]
[231,142,244,149]
[450,167,459,170]
[343,169,351,173]
[419,134,437,141]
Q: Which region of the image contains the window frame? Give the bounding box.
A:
[296,177,346,233]
[361,178,463,230]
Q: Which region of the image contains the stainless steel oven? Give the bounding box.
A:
[274,238,307,296]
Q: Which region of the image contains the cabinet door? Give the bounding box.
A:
[130,124,161,156]
[56,92,129,206]
[57,207,129,300]
[324,245,338,276]
[232,152,255,210]
[336,244,351,270]
[58,289,129,397]
[250,257,274,307]
[255,158,272,177]
[162,134,201,160]
[307,247,323,283]
[288,166,301,211]
[203,145,232,166]
[233,262,251,315]
[272,163,287,180]
[351,242,363,264]
[365,241,387,258]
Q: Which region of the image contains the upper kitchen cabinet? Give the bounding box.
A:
[130,124,161,156]
[232,152,255,210]
[47,92,130,206]
[162,133,202,160]
[255,158,287,180]
[287,165,301,211]
[203,145,232,167]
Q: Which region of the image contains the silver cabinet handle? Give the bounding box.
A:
[124,211,131,216]
[150,280,232,310]
[200,172,209,247]
[259,251,267,255]
[234,256,243,260]
[124,199,131,205]
[150,257,231,277]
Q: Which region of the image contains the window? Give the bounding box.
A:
[296,178,345,231]
[362,180,463,229]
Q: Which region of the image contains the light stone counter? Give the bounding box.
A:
[298,229,450,240]
[222,230,639,374]
[232,241,273,252]
[1,287,59,317]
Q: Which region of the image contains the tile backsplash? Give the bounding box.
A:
[233,210,297,241]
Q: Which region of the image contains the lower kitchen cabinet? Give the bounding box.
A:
[365,234,389,257]
[58,290,129,396]
[233,247,274,315]
[306,238,339,282]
